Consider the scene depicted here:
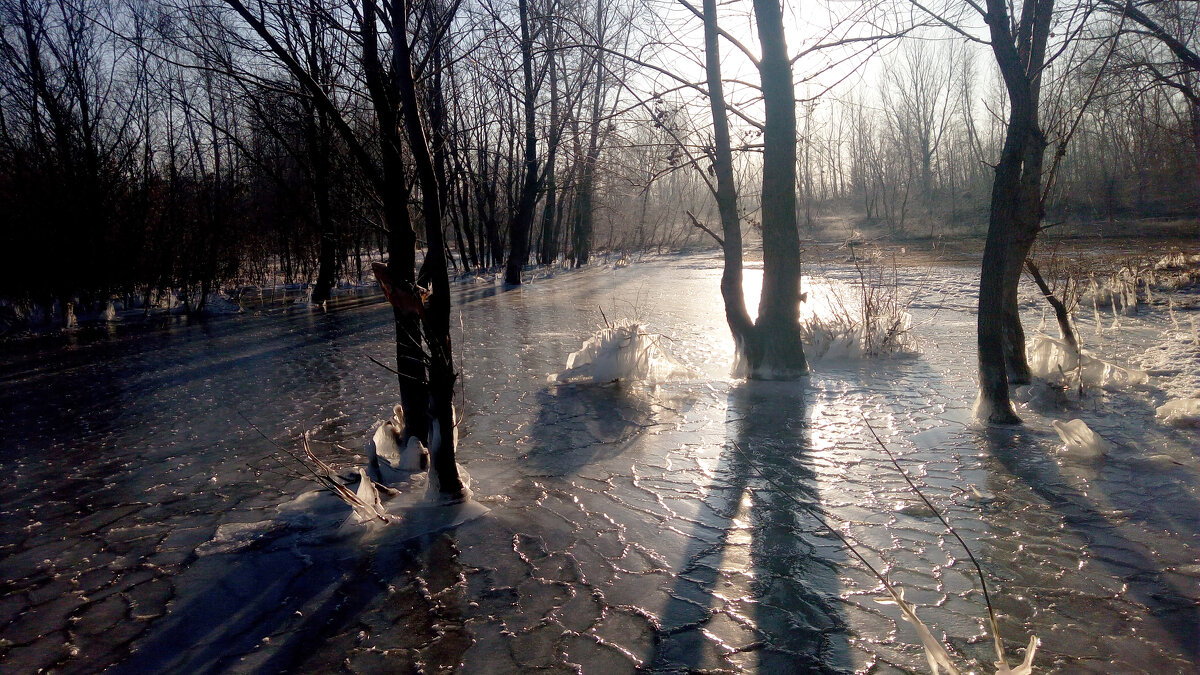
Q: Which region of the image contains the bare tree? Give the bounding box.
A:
[975,0,1057,423]
[698,0,806,377]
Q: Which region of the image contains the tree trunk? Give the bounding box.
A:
[976,0,1054,423]
[574,0,606,267]
[393,1,465,499]
[749,0,806,378]
[538,34,562,266]
[310,107,337,304]
[504,0,539,286]
[702,0,753,356]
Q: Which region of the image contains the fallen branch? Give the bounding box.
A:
[686,210,725,248]
[1024,259,1078,352]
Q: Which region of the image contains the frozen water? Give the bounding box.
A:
[1051,419,1111,460]
[1156,398,1200,427]
[1,250,1198,673]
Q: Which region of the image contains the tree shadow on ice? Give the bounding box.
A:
[650,381,853,673]
[980,425,1200,665]
[109,507,477,673]
[522,382,694,477]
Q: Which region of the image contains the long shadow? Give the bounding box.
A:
[651,381,852,673]
[522,383,664,477]
[980,424,1200,664]
[110,508,477,673]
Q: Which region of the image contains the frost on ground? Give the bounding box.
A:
[553,319,692,383]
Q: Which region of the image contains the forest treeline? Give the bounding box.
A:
[1,0,1197,321]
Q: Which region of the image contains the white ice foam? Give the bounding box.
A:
[553,320,692,384]
[1156,398,1200,427]
[1051,419,1111,460]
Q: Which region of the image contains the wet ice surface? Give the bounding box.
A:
[1,253,1198,673]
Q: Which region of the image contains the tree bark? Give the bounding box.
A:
[700,0,806,378]
[702,0,753,355]
[393,0,465,498]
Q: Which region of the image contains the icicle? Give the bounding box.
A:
[995,636,1040,675]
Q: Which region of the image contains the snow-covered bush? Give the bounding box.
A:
[800,261,917,360]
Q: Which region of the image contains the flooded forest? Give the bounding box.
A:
[1,0,1198,672]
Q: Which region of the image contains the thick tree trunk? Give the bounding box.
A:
[749,0,806,378]
[976,0,1053,423]
[394,2,465,499]
[701,0,806,378]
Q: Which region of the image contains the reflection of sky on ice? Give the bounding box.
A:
[0,251,1197,673]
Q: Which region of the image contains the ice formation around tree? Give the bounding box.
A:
[1027,334,1149,390]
